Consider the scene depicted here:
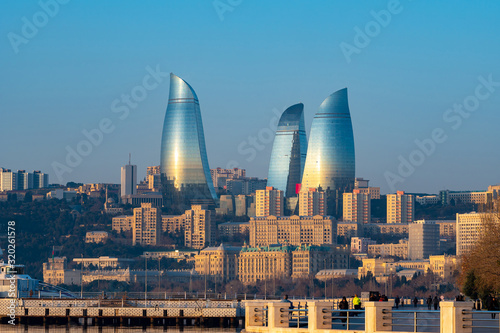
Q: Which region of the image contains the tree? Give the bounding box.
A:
[460,202,500,296]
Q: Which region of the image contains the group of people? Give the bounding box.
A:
[426,296,441,310]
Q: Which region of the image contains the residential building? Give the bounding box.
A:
[249,215,335,247]
[299,188,327,216]
[184,204,215,249]
[0,168,16,191]
[350,237,376,254]
[132,203,161,246]
[456,212,498,256]
[337,221,362,238]
[354,178,380,200]
[367,239,409,259]
[408,220,440,260]
[210,167,246,189]
[291,245,348,279]
[112,215,134,232]
[256,186,284,217]
[33,170,49,188]
[218,222,250,238]
[387,191,414,224]
[343,190,371,224]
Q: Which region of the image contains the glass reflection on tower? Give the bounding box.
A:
[267,103,308,198]
[300,88,355,217]
[160,74,217,213]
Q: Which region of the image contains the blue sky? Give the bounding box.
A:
[1,1,499,194]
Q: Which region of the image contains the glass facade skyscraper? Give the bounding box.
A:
[160,74,217,213]
[301,88,355,216]
[267,103,308,198]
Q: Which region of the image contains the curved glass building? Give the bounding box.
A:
[301,88,355,216]
[160,74,217,212]
[267,103,308,198]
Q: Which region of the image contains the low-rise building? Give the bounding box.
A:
[367,239,409,259]
[218,222,250,238]
[85,231,109,244]
[194,244,241,283]
[43,257,81,286]
[72,256,134,269]
[350,237,376,254]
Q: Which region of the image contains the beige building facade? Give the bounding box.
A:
[249,215,335,247]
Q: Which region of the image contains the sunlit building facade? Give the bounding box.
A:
[300,88,355,217]
[267,103,308,198]
[160,74,217,213]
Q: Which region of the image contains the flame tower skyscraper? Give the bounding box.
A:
[267,103,308,198]
[300,88,355,217]
[160,74,217,213]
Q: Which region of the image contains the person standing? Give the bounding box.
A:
[433,296,439,310]
[395,296,400,309]
[353,294,361,312]
[339,296,349,325]
[427,296,432,310]
[413,296,419,308]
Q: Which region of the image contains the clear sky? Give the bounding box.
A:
[1,1,499,194]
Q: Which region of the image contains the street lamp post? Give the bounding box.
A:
[80,254,83,299]
[145,255,147,301]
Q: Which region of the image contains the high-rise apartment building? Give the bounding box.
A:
[160,74,217,212]
[132,203,161,246]
[387,191,414,224]
[256,186,284,217]
[354,178,380,200]
[343,190,371,224]
[0,168,16,191]
[249,215,335,247]
[33,170,49,189]
[267,103,308,198]
[121,163,137,197]
[184,205,215,249]
[408,220,440,260]
[301,88,355,217]
[16,170,33,190]
[298,187,327,216]
[456,212,498,256]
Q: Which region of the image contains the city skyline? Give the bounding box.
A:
[2,2,500,194]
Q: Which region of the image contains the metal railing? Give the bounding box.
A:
[462,309,500,330]
[382,309,440,332]
[323,308,365,330]
[282,307,309,328]
[253,306,268,327]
